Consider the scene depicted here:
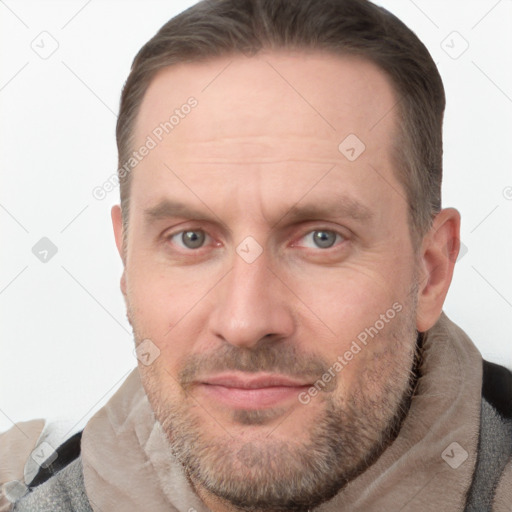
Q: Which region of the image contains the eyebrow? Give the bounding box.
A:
[144,195,374,227]
[144,200,216,223]
[283,196,374,225]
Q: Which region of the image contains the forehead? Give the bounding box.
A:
[134,50,398,161]
[129,51,405,230]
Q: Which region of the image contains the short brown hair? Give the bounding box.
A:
[116,0,445,246]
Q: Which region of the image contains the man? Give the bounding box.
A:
[2,0,511,510]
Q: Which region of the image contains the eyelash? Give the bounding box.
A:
[164,227,347,252]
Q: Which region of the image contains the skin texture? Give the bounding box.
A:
[112,51,460,512]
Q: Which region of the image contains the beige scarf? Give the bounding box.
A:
[80,313,511,511]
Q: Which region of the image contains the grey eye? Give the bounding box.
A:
[181,230,206,249]
[312,230,337,248]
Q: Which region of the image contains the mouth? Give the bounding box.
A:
[195,372,312,409]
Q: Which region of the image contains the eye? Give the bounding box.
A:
[169,230,208,249]
[300,229,344,249]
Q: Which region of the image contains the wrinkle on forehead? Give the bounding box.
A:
[134,50,398,163]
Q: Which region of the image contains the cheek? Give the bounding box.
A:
[286,264,414,380]
[290,264,405,332]
[125,254,211,331]
[126,264,217,374]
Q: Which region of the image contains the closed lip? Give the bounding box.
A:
[197,372,312,389]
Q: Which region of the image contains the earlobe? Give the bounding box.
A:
[415,208,461,332]
[111,205,128,297]
[120,272,127,297]
[111,205,125,264]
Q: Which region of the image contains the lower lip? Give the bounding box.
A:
[197,384,310,409]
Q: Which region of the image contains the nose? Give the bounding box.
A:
[208,249,295,349]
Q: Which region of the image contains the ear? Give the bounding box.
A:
[111,205,127,297]
[415,208,461,332]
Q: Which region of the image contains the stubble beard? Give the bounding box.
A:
[130,290,421,512]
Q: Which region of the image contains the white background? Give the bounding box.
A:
[1,0,511,435]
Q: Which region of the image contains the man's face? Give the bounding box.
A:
[118,52,421,511]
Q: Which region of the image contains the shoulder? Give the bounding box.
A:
[12,455,92,512]
[27,430,83,488]
[465,359,512,510]
[482,359,512,420]
[480,359,512,464]
[1,424,89,511]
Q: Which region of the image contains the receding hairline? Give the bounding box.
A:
[131,48,398,147]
